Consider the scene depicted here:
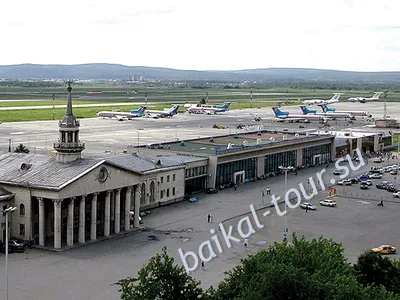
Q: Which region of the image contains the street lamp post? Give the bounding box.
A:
[279,166,293,240]
[4,206,17,300]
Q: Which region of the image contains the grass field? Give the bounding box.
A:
[1,86,400,122]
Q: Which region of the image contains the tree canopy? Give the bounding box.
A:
[14,143,30,153]
[118,235,400,300]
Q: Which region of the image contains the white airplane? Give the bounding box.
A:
[144,105,180,118]
[347,92,383,103]
[96,106,146,121]
[187,102,230,114]
[300,106,353,119]
[272,106,326,122]
[318,104,372,118]
[302,93,342,105]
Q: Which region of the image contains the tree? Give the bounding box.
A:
[208,235,400,300]
[117,247,204,300]
[14,143,29,153]
[354,250,400,294]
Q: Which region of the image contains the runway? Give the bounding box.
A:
[0,101,398,157]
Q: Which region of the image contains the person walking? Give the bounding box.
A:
[201,261,205,270]
[305,206,308,213]
[207,214,211,223]
[234,184,237,191]
[244,238,248,247]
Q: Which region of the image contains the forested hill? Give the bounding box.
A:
[1,63,400,83]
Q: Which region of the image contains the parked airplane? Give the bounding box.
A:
[300,105,353,119]
[97,106,146,120]
[347,92,383,103]
[318,104,372,117]
[271,106,326,122]
[302,93,342,105]
[144,105,179,118]
[187,102,230,114]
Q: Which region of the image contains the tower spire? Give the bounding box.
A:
[53,82,85,163]
[66,81,73,116]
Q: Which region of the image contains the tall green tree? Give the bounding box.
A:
[117,247,204,300]
[208,235,400,300]
[354,250,400,294]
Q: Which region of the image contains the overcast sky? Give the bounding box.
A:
[1,0,399,71]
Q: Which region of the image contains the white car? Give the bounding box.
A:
[319,199,337,207]
[300,202,317,210]
[374,157,383,163]
[333,169,344,175]
[393,192,400,198]
[369,173,383,179]
[337,180,352,186]
[364,180,373,186]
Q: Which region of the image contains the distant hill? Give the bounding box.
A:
[1,63,400,83]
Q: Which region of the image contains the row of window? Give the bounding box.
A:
[160,174,176,184]
[186,166,207,178]
[160,187,176,199]
[303,144,331,165]
[264,150,297,174]
[216,158,257,186]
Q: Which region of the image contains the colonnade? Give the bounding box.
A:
[37,185,141,249]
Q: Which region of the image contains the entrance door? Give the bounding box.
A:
[313,155,321,165]
[233,171,245,184]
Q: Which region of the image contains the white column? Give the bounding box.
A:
[134,185,140,228]
[124,187,132,231]
[114,189,121,234]
[91,193,97,240]
[38,197,45,246]
[110,191,115,222]
[79,195,86,244]
[53,199,62,249]
[67,198,74,246]
[104,191,111,236]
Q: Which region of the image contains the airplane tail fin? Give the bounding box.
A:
[331,93,342,101]
[319,104,327,112]
[372,92,383,99]
[223,102,231,110]
[272,106,284,116]
[137,106,146,114]
[299,105,314,115]
[169,105,180,115]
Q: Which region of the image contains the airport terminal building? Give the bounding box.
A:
[0,85,336,250]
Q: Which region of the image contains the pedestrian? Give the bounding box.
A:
[261,190,265,197]
[210,215,213,223]
[305,206,308,213]
[244,238,248,247]
[201,260,205,270]
[234,184,237,191]
[207,214,211,223]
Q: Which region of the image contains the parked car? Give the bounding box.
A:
[374,157,384,163]
[369,173,383,179]
[364,180,373,186]
[360,182,369,189]
[393,191,400,198]
[390,170,398,175]
[206,188,218,194]
[7,239,25,253]
[337,180,352,186]
[376,183,388,189]
[387,186,398,193]
[349,178,359,184]
[333,169,343,175]
[319,199,337,207]
[300,202,317,210]
[372,245,396,254]
[357,174,370,182]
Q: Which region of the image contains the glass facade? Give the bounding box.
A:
[302,144,331,165]
[264,150,297,174]
[216,158,257,186]
[186,166,207,178]
[185,177,207,195]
